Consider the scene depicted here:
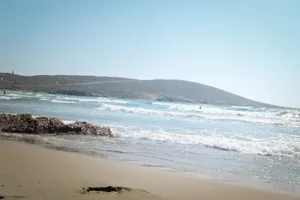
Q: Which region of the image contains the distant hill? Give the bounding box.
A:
[0,73,277,107]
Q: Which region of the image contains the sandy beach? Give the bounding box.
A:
[0,139,299,200]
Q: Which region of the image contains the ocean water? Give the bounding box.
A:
[1,92,300,195]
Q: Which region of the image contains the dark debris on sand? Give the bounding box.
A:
[81,186,132,194]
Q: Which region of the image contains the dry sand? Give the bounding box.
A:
[0,139,299,200]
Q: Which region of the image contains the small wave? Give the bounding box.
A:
[152,102,172,106]
[2,96,38,101]
[168,104,200,112]
[0,96,13,100]
[98,104,164,115]
[96,98,130,104]
[230,106,253,111]
[0,93,43,101]
[50,99,77,104]
[40,97,51,101]
[52,96,130,104]
[97,104,202,119]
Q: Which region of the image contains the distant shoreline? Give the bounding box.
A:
[0,73,284,108]
[1,88,289,109]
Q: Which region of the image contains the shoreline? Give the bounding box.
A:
[0,138,299,200]
[1,133,300,197]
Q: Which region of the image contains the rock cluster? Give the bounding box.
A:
[0,114,113,137]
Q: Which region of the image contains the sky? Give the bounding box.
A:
[0,0,299,107]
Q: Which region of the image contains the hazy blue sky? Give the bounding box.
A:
[0,0,299,107]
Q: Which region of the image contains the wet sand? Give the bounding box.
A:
[0,139,299,200]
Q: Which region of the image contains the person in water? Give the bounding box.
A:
[199,106,201,110]
[3,91,6,95]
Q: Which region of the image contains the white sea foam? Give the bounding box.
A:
[0,95,35,100]
[0,92,46,101]
[152,101,173,106]
[61,120,75,124]
[0,96,14,100]
[50,99,77,104]
[96,97,130,104]
[50,96,130,104]
[40,97,51,101]
[168,104,201,112]
[114,126,300,158]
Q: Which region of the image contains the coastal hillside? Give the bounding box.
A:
[0,73,275,107]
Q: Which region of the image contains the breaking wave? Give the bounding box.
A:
[114,126,300,158]
[97,103,300,127]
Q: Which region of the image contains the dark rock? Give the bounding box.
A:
[0,114,113,137]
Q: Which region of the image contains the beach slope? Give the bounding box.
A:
[0,139,299,200]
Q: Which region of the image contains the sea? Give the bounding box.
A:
[1,91,300,195]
